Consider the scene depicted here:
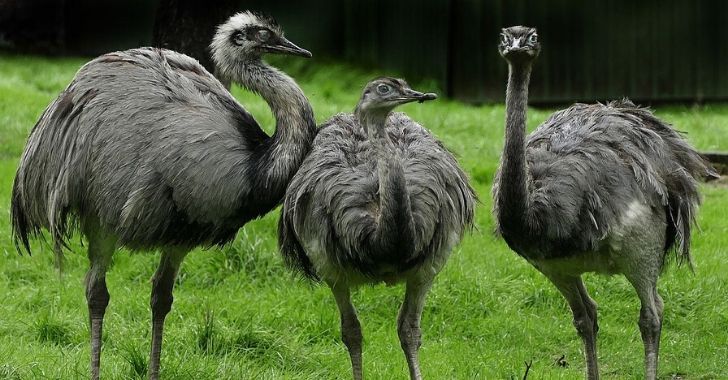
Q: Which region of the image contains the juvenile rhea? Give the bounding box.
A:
[493,26,716,380]
[279,78,476,380]
[11,11,315,380]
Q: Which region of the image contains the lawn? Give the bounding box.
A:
[0,53,726,379]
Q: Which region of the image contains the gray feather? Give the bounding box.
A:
[11,47,316,261]
[493,99,715,265]
[280,111,476,280]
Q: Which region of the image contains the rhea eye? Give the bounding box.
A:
[232,31,245,46]
[500,33,509,45]
[257,29,271,42]
[529,33,538,43]
[377,84,391,94]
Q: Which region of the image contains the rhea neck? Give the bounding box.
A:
[497,58,533,235]
[355,105,393,142]
[355,102,417,258]
[238,57,315,143]
[233,56,317,191]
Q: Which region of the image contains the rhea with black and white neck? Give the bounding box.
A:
[279,78,476,380]
[493,26,716,380]
[12,11,316,380]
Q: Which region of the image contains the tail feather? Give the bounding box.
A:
[10,177,33,254]
[661,131,713,269]
[278,193,319,280]
[631,103,713,267]
[665,167,701,270]
[610,99,714,268]
[10,87,98,267]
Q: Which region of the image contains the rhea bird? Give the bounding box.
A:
[493,26,717,379]
[11,11,316,380]
[279,78,476,380]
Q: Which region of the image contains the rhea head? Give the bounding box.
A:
[499,26,540,64]
[356,78,437,117]
[210,11,311,77]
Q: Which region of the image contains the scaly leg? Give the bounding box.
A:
[84,227,117,380]
[148,248,188,380]
[626,271,662,380]
[545,274,599,380]
[398,276,434,380]
[576,280,599,336]
[329,281,363,380]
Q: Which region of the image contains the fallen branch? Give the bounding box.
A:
[522,359,533,380]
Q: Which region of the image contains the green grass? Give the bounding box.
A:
[1,52,727,379]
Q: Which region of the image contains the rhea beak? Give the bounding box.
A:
[503,38,538,58]
[263,37,312,58]
[401,89,438,104]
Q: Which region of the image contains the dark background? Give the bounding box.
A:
[1,0,726,105]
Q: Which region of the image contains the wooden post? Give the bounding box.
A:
[702,151,728,177]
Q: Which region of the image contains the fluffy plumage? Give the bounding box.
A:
[280,111,475,282]
[493,99,712,265]
[10,12,315,380]
[278,77,475,380]
[12,45,315,257]
[493,25,716,380]
[13,49,251,252]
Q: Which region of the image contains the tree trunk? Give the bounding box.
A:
[152,0,239,87]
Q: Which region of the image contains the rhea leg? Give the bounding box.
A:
[328,281,363,380]
[397,277,433,380]
[148,248,188,380]
[84,229,117,380]
[577,280,599,336]
[545,274,600,380]
[626,271,662,380]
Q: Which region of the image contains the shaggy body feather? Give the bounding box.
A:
[280,111,474,282]
[493,99,709,263]
[10,11,315,379]
[278,78,475,379]
[12,47,315,254]
[493,26,715,380]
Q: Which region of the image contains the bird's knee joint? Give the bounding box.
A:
[399,337,422,351]
[150,293,174,318]
[397,322,422,350]
[150,271,177,318]
[638,313,661,334]
[86,279,110,314]
[585,300,598,316]
[572,317,594,337]
[341,330,362,350]
[341,317,361,333]
[341,319,362,349]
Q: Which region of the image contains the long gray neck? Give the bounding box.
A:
[357,107,416,258]
[238,59,317,191]
[497,62,532,235]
